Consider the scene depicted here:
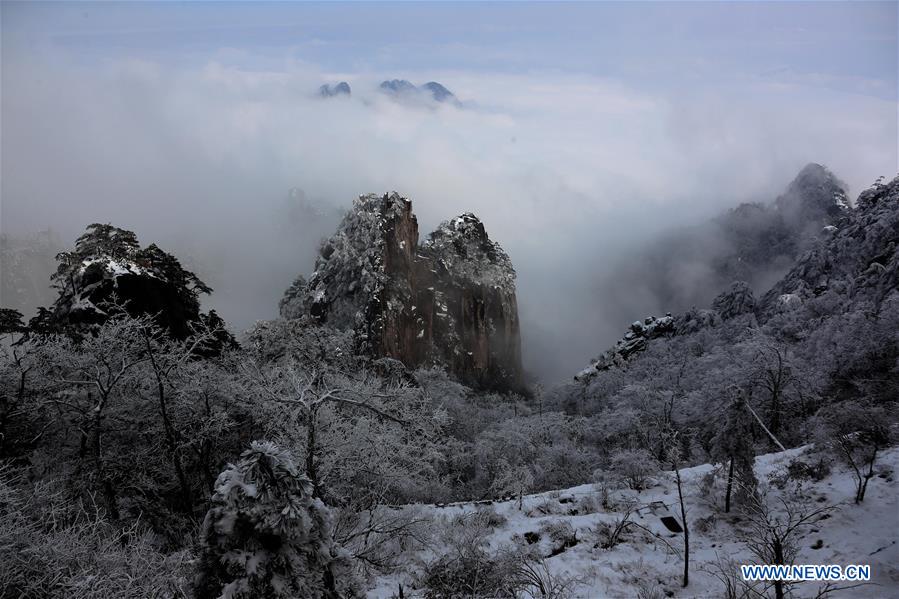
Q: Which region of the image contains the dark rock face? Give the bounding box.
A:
[284,193,522,391]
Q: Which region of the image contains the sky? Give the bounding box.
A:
[2,1,897,381]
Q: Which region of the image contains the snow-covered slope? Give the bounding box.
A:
[368,446,899,598]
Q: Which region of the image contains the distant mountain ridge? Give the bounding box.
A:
[379,79,460,104]
[599,163,851,326]
[316,79,461,105]
[576,168,898,381]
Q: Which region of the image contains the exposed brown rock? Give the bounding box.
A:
[282,193,523,391]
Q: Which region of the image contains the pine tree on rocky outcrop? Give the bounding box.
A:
[39,223,234,347]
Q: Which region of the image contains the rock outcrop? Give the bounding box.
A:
[35,224,235,353]
[775,163,850,234]
[575,314,676,379]
[282,193,522,391]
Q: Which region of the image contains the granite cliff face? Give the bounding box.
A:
[281,193,522,391]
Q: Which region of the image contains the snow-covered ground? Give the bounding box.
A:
[368,446,899,598]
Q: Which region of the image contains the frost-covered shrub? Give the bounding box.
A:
[786,457,831,482]
[0,467,192,598]
[421,512,527,598]
[592,469,616,509]
[693,514,717,535]
[635,579,667,599]
[592,501,643,550]
[573,494,600,515]
[334,505,432,578]
[538,519,578,556]
[420,550,524,599]
[473,505,508,528]
[532,442,596,491]
[195,441,360,599]
[609,449,659,490]
[539,519,576,545]
[526,498,563,517]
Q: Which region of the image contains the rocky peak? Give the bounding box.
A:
[379,79,417,94]
[422,81,456,103]
[298,192,415,327]
[575,314,676,380]
[422,213,516,293]
[378,80,460,106]
[775,163,850,230]
[285,193,522,391]
[760,173,899,316]
[318,82,351,97]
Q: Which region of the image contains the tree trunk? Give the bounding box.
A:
[155,377,192,512]
[144,334,192,512]
[93,395,119,519]
[725,458,734,513]
[773,539,785,599]
[306,410,320,498]
[674,463,689,587]
[769,388,781,438]
[859,449,877,503]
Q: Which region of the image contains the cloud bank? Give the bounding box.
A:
[2,51,896,381]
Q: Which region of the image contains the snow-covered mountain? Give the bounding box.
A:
[577,170,896,382]
[599,164,853,326]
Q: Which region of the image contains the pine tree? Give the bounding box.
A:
[195,441,360,599]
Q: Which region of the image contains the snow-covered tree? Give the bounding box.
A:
[750,343,798,441]
[608,448,659,491]
[709,388,758,512]
[741,492,835,599]
[814,400,892,503]
[195,441,360,599]
[489,458,533,509]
